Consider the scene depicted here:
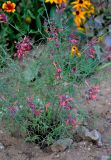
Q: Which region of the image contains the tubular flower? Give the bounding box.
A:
[71,46,81,57]
[14,36,32,59]
[2,1,16,13]
[73,9,86,27]
[72,0,91,9]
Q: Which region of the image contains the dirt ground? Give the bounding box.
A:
[0,68,111,160]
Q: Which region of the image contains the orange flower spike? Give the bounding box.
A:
[71,46,81,57]
[2,1,16,13]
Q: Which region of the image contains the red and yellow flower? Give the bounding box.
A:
[2,1,16,13]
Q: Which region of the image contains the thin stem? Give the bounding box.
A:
[42,1,51,29]
[96,61,111,71]
[8,23,25,36]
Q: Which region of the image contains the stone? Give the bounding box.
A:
[51,138,73,152]
[78,127,103,147]
[0,130,4,134]
[0,143,5,151]
[85,129,103,147]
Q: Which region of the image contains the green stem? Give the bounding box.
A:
[96,62,111,71]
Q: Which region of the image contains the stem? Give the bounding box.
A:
[8,23,25,36]
[96,61,111,71]
[106,0,109,8]
[42,1,51,29]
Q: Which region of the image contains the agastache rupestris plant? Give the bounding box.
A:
[0,0,108,148]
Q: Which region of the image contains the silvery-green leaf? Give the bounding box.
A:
[23,60,39,82]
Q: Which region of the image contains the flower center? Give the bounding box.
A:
[7,4,13,10]
[79,0,83,4]
[76,11,80,15]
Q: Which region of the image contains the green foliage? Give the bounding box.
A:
[0,0,45,59]
[0,50,87,146]
[108,156,111,160]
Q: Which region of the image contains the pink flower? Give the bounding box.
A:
[45,102,51,112]
[55,68,62,80]
[56,3,66,14]
[48,37,57,41]
[0,13,8,23]
[69,33,79,45]
[9,106,17,113]
[27,97,43,117]
[87,37,98,46]
[84,47,96,59]
[14,36,32,59]
[72,67,76,73]
[86,85,100,102]
[59,95,74,110]
[55,43,60,48]
[66,115,78,128]
[57,68,62,73]
[89,48,96,54]
[70,39,78,44]
[8,106,18,116]
[27,97,36,110]
[52,62,62,80]
[34,109,43,117]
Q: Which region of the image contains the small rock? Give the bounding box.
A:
[85,129,103,147]
[0,130,4,134]
[51,138,73,152]
[54,154,60,158]
[0,143,5,151]
[101,155,111,160]
[87,147,91,151]
[78,127,103,147]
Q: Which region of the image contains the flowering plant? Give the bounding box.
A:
[0,0,111,149]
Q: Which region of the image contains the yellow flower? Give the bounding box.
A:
[77,27,85,32]
[73,9,86,27]
[72,0,91,9]
[45,0,67,5]
[57,0,67,4]
[86,4,94,17]
[71,46,81,57]
[45,0,57,4]
[2,1,16,13]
